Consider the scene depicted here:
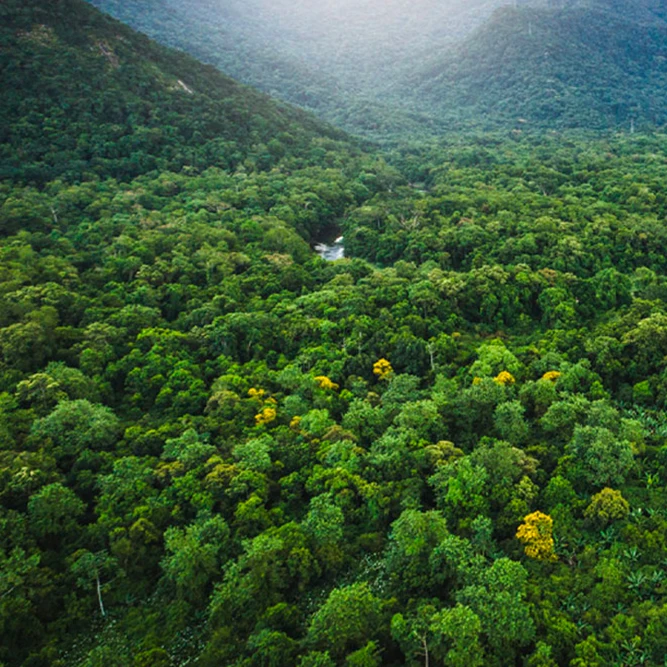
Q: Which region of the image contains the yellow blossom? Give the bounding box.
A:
[315,375,340,391]
[373,358,394,381]
[248,388,266,399]
[255,407,277,425]
[516,511,557,562]
[290,416,302,429]
[494,371,516,386]
[542,371,561,382]
[472,376,482,386]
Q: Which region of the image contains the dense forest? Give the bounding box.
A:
[3,0,667,666]
[87,0,667,138]
[405,2,667,131]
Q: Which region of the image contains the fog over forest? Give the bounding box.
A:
[88,0,667,136]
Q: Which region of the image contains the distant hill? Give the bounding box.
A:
[85,0,667,136]
[0,0,349,184]
[86,0,511,95]
[397,0,667,130]
[85,0,517,137]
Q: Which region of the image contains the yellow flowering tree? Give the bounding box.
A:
[373,358,394,381]
[249,388,277,426]
[494,371,516,386]
[315,376,339,391]
[516,511,557,562]
[541,371,561,382]
[255,407,277,426]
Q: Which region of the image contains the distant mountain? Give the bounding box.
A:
[87,0,512,94]
[557,0,667,25]
[0,0,348,184]
[85,0,519,136]
[399,0,667,130]
[83,0,667,136]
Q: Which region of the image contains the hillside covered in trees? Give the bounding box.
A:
[404,0,667,131]
[1,0,349,185]
[2,0,667,666]
[87,0,667,137]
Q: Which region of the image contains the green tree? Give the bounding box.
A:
[429,458,489,529]
[456,558,534,657]
[307,583,382,659]
[31,399,121,469]
[430,604,484,667]
[470,339,522,379]
[303,493,345,569]
[565,425,634,488]
[70,549,120,618]
[584,488,630,524]
[385,509,450,596]
[494,400,529,444]
[27,482,85,541]
[161,514,230,602]
[162,428,216,468]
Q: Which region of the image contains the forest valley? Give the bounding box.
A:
[2,0,667,666]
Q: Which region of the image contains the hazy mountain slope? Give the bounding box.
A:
[564,0,667,25]
[87,0,667,135]
[87,0,343,111]
[400,2,667,130]
[87,0,512,93]
[86,0,517,136]
[0,0,348,184]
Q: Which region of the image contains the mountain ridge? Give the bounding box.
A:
[84,0,667,136]
[399,1,667,130]
[1,0,352,185]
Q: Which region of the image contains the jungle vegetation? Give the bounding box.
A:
[87,0,667,138]
[2,1,667,666]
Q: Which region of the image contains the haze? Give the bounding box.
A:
[89,0,514,93]
[88,0,664,136]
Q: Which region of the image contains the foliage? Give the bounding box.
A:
[584,488,630,524]
[2,1,667,666]
[516,512,557,562]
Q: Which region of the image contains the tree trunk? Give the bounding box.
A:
[96,572,106,617]
[422,636,429,667]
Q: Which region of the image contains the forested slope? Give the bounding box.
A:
[2,1,667,666]
[87,0,667,136]
[404,1,667,130]
[87,0,502,138]
[0,0,349,185]
[85,0,509,97]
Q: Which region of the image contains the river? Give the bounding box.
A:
[314,235,345,261]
